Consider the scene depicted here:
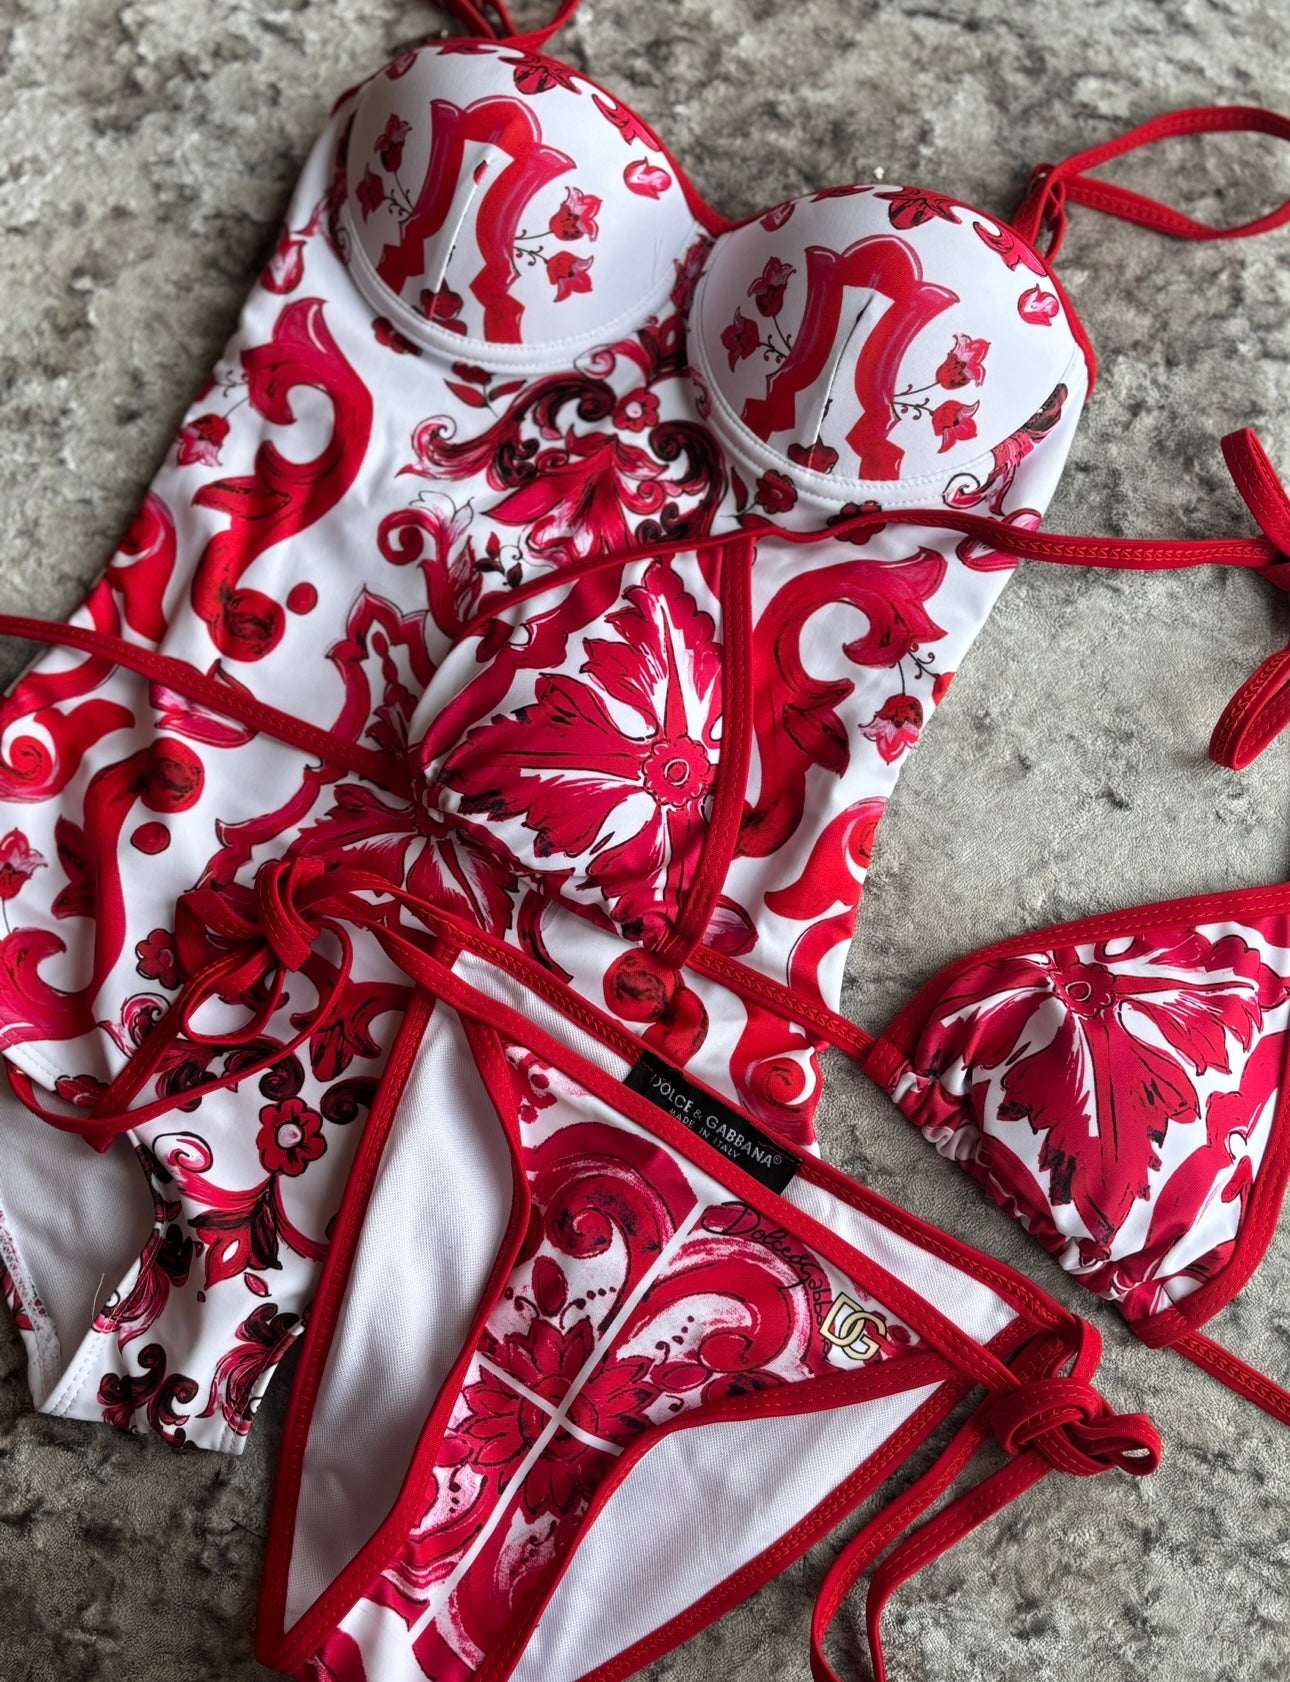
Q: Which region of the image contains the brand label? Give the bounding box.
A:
[820,1292,889,1363]
[625,1053,799,1194]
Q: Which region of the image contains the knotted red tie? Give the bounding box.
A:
[810,1342,1161,1682]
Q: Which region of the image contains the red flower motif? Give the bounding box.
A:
[256,1098,326,1177]
[176,412,230,468]
[612,387,659,432]
[930,398,979,453]
[373,317,422,356]
[862,694,923,762]
[501,50,580,95]
[376,113,411,174]
[931,670,954,706]
[199,1303,300,1437]
[0,829,44,900]
[755,469,797,514]
[972,220,1045,275]
[760,201,796,231]
[263,231,306,295]
[935,333,990,389]
[747,256,794,318]
[547,250,595,302]
[355,166,385,220]
[875,186,963,229]
[440,561,723,943]
[670,235,709,310]
[1018,286,1061,325]
[549,185,601,242]
[55,1073,109,1109]
[787,440,839,475]
[826,499,887,544]
[720,307,759,370]
[624,159,672,198]
[136,928,180,991]
[908,929,1290,1250]
[419,283,466,334]
[102,993,167,1056]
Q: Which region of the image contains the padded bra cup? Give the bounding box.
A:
[343,40,1081,496]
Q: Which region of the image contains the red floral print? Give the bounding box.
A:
[1018,285,1061,325]
[755,469,798,514]
[760,201,795,231]
[875,186,963,229]
[547,251,595,301]
[747,256,794,317]
[787,440,839,475]
[439,560,723,943]
[825,499,887,544]
[263,231,306,295]
[612,388,660,432]
[972,220,1045,274]
[502,50,580,95]
[356,166,385,220]
[910,930,1290,1249]
[199,1303,300,1437]
[419,283,466,333]
[135,927,180,990]
[862,694,923,762]
[256,1097,327,1177]
[176,413,230,468]
[373,317,422,356]
[623,159,672,198]
[549,186,601,242]
[0,830,44,900]
[935,333,990,389]
[721,307,759,369]
[375,114,411,174]
[931,398,979,452]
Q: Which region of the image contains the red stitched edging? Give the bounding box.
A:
[1172,1330,1290,1425]
[689,943,877,1060]
[655,535,756,968]
[257,985,438,1658]
[0,614,403,792]
[258,1002,533,1671]
[477,1350,972,1682]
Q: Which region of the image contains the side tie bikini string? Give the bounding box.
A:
[809,1323,1161,1682]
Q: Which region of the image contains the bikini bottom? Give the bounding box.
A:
[237,894,1159,1682]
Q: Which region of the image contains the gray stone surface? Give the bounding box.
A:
[0,0,1289,1678]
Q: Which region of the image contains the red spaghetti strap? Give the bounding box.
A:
[0,613,406,794]
[1174,1330,1290,1429]
[1015,106,1290,259]
[497,0,581,49]
[430,0,516,39]
[1210,430,1290,769]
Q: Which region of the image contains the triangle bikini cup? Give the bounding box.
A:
[3,1,1290,1678]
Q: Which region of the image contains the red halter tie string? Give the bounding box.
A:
[1013,105,1290,261]
[1209,428,1290,769]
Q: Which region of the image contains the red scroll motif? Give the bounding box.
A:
[376,97,574,342]
[190,300,374,663]
[741,236,957,479]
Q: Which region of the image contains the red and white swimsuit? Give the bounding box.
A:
[3,1,1290,1676]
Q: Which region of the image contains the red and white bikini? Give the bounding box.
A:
[0,0,1287,1676]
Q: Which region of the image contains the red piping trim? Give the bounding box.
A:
[0,613,405,793]
[654,535,755,968]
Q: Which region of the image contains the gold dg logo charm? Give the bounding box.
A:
[820,1292,888,1362]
